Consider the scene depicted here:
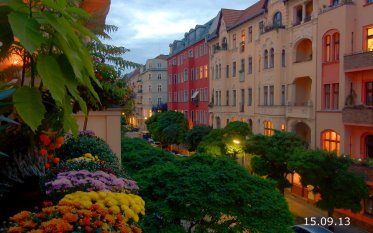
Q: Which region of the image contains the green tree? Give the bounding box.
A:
[184,125,212,151]
[146,111,188,146]
[135,154,293,233]
[246,130,304,193]
[121,137,174,175]
[288,149,369,217]
[196,128,225,156]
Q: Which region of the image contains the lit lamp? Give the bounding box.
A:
[233,139,240,144]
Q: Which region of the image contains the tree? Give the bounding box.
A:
[196,122,251,157]
[135,154,294,233]
[246,130,304,193]
[184,125,212,151]
[288,149,369,217]
[146,111,188,146]
[121,137,174,175]
[196,128,226,156]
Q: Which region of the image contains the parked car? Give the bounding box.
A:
[291,225,333,233]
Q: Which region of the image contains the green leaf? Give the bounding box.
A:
[0,151,8,157]
[37,55,66,104]
[13,87,46,131]
[8,12,44,53]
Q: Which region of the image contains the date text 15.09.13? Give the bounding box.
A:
[304,217,350,226]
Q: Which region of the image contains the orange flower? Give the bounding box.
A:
[94,219,103,228]
[49,143,55,150]
[85,226,93,232]
[22,220,37,228]
[131,226,142,233]
[57,206,74,215]
[43,201,54,207]
[62,213,78,223]
[42,206,55,214]
[39,134,51,146]
[39,148,48,156]
[8,226,24,233]
[104,214,115,225]
[53,157,60,164]
[55,136,64,145]
[9,210,31,222]
[79,217,91,226]
[40,218,73,232]
[45,163,51,170]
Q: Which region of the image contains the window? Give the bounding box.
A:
[232,61,236,77]
[264,121,274,136]
[324,84,330,109]
[188,50,193,57]
[269,48,274,68]
[281,49,286,67]
[248,88,252,106]
[200,66,203,79]
[264,50,268,69]
[324,35,331,62]
[259,21,264,34]
[366,135,373,159]
[333,33,340,61]
[321,130,340,155]
[366,81,373,105]
[240,59,245,73]
[226,65,229,78]
[218,64,221,79]
[149,85,152,92]
[215,64,218,79]
[157,85,162,93]
[233,34,236,48]
[281,85,286,105]
[332,83,339,109]
[248,26,252,43]
[367,27,373,51]
[332,0,340,6]
[264,86,268,106]
[191,68,195,80]
[273,12,282,27]
[241,30,245,52]
[226,90,230,106]
[204,65,208,78]
[269,85,274,106]
[184,69,188,81]
[157,97,162,105]
[368,0,373,3]
[248,57,253,74]
[232,90,236,106]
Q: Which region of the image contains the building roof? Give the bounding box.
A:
[208,0,267,41]
[155,54,169,60]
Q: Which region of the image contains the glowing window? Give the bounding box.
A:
[367,27,373,51]
[264,121,274,136]
[321,130,340,155]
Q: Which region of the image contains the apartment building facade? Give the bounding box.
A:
[167,21,212,127]
[315,0,373,225]
[127,55,168,130]
[208,0,317,148]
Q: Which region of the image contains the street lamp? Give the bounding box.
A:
[233,139,240,144]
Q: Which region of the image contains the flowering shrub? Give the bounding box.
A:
[38,132,64,169]
[6,192,144,233]
[68,153,101,163]
[45,170,138,196]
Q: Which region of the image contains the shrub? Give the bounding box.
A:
[56,135,117,164]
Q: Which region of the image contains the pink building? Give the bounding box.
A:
[316,0,373,228]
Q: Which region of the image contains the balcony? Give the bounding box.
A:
[292,59,313,79]
[319,0,354,15]
[286,103,313,119]
[344,51,373,72]
[256,105,286,116]
[261,24,286,34]
[342,106,373,126]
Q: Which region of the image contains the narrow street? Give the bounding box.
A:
[285,191,369,233]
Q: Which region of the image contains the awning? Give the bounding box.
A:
[191,91,199,99]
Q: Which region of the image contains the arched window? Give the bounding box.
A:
[264,121,274,136]
[273,12,282,27]
[264,50,268,69]
[321,130,340,155]
[324,35,331,62]
[333,32,340,61]
[269,48,274,68]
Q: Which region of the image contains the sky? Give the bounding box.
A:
[105,0,257,72]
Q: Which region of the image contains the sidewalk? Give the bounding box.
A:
[285,191,369,233]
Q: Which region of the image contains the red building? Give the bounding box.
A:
[167,20,215,127]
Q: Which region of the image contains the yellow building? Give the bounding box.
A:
[208,0,316,148]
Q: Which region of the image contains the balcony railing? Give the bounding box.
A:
[342,106,373,126]
[286,103,313,119]
[319,0,354,14]
[344,50,373,71]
